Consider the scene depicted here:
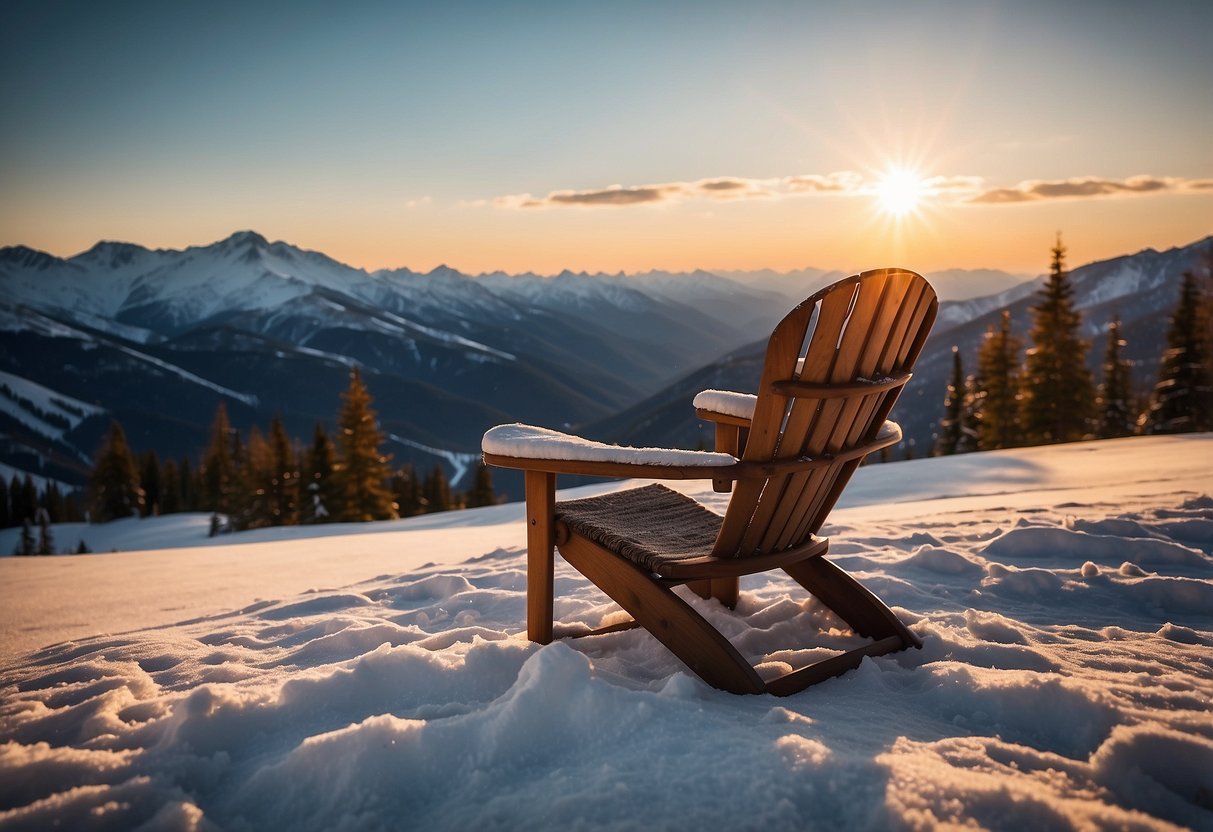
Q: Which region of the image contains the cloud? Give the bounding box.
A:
[969,175,1207,204]
[499,173,858,209]
[493,171,1211,210]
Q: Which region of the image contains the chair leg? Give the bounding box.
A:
[558,534,765,695]
[710,577,739,609]
[524,470,556,644]
[783,556,921,648]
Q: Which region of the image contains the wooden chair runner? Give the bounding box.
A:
[482,268,938,695]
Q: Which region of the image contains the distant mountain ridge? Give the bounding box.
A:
[0,231,794,494]
[583,235,1213,456]
[5,228,1190,499]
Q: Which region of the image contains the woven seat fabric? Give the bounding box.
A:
[555,484,722,573]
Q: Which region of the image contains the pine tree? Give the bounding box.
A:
[1141,270,1213,433]
[0,476,10,528]
[422,465,451,513]
[390,465,423,517]
[959,373,981,453]
[139,450,162,517]
[934,347,968,455]
[18,475,38,525]
[336,370,393,521]
[268,416,297,525]
[300,422,337,523]
[16,518,35,556]
[1096,316,1135,438]
[201,403,237,515]
[1020,233,1095,444]
[41,482,64,524]
[465,463,496,507]
[179,456,195,511]
[36,508,53,555]
[241,425,272,529]
[89,420,143,522]
[160,458,182,515]
[976,310,1024,450]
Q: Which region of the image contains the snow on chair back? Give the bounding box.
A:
[713,269,938,558]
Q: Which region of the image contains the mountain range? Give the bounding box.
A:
[2,230,1206,499]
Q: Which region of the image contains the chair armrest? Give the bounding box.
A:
[692,390,756,427]
[482,423,739,479]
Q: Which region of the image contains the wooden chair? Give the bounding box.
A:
[482,268,937,695]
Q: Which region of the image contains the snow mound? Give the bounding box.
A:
[2,438,1212,830]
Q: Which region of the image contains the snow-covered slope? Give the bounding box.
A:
[1,434,1210,830]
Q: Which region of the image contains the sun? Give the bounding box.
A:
[874,168,927,216]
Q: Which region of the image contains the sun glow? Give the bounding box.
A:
[875,168,927,216]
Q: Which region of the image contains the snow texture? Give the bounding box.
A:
[692,389,758,419]
[1,434,1212,831]
[482,423,737,467]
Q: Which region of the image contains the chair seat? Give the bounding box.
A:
[556,484,722,574]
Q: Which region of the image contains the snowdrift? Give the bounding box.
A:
[1,434,1211,830]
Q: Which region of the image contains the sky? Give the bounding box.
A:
[2,0,1211,275]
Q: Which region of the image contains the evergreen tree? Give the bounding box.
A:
[1141,270,1213,434]
[934,347,969,455]
[268,416,297,525]
[390,465,423,517]
[422,465,452,513]
[300,422,337,523]
[89,420,143,522]
[18,475,38,525]
[179,456,195,511]
[959,373,981,453]
[241,425,272,529]
[465,463,496,507]
[1020,233,1095,444]
[975,311,1023,450]
[1096,316,1135,439]
[160,458,182,515]
[16,518,35,556]
[0,476,10,528]
[36,508,53,555]
[139,450,162,517]
[201,403,237,515]
[40,482,64,524]
[335,370,394,521]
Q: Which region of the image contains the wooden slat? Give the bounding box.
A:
[712,291,829,556]
[757,272,895,552]
[786,272,930,545]
[769,372,910,399]
[765,635,906,697]
[732,282,859,555]
[696,408,752,428]
[525,470,556,644]
[796,282,938,539]
[654,535,827,579]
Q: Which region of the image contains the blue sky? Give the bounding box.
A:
[3,1,1210,273]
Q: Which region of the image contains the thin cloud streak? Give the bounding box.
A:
[969,175,1210,204]
[497,172,893,209]
[495,172,1211,210]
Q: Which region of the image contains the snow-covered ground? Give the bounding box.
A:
[1,434,1211,830]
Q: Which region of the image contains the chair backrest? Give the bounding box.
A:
[712,269,937,557]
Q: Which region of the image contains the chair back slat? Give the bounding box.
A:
[713,269,936,558]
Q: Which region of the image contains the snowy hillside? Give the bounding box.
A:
[1,434,1211,830]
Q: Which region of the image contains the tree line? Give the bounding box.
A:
[933,235,1213,456]
[9,369,497,553]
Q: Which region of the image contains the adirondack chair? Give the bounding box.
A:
[482,268,937,695]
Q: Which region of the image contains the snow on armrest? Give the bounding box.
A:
[874,419,902,445]
[692,390,757,421]
[482,423,737,467]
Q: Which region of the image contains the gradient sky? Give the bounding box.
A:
[2,0,1211,275]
